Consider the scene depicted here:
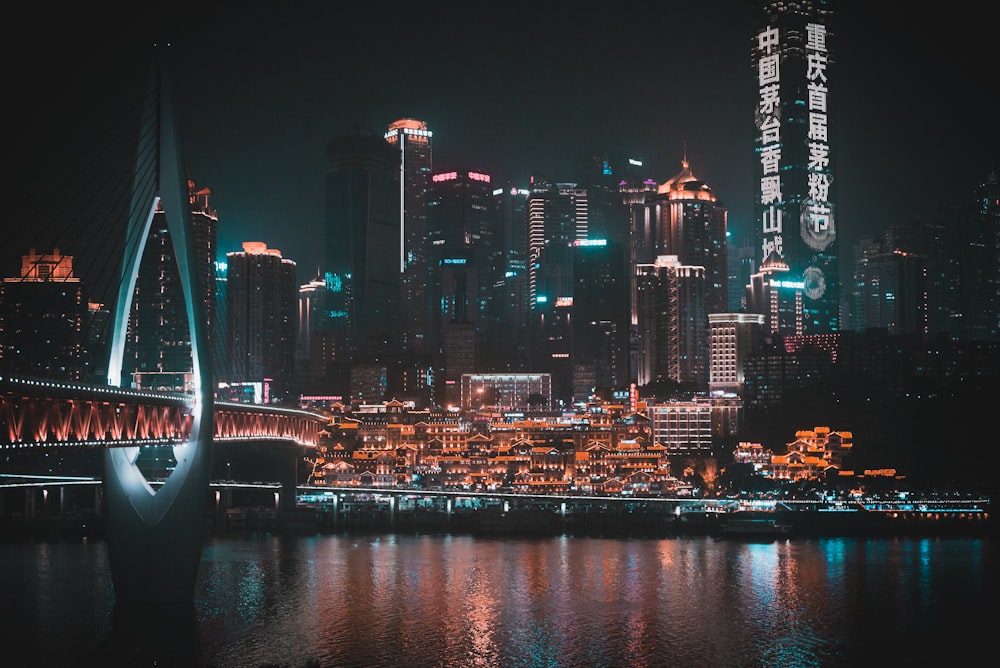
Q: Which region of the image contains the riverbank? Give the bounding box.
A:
[3,503,995,541]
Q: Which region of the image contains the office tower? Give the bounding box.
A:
[641,155,729,319]
[0,247,85,380]
[82,300,111,382]
[634,255,708,391]
[225,242,297,404]
[849,232,929,336]
[742,334,837,413]
[575,150,653,389]
[645,399,714,457]
[621,176,660,386]
[297,273,326,392]
[123,180,218,392]
[526,178,590,308]
[573,150,641,248]
[727,238,757,312]
[571,239,630,401]
[441,321,476,408]
[708,312,765,396]
[530,240,574,404]
[213,260,229,382]
[745,256,803,337]
[753,0,839,334]
[483,183,530,372]
[938,171,1000,342]
[323,131,401,367]
[384,118,433,356]
[426,169,493,361]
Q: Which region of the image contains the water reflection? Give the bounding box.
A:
[3,534,996,667]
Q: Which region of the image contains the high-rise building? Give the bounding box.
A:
[0,247,85,380]
[634,255,708,390]
[483,183,530,372]
[849,232,929,337]
[225,242,297,404]
[645,400,713,457]
[745,256,803,337]
[426,169,494,356]
[323,132,400,367]
[573,150,641,249]
[526,178,590,308]
[642,156,729,319]
[708,312,765,396]
[938,171,1000,342]
[123,180,217,393]
[297,272,326,393]
[727,238,757,312]
[530,240,575,404]
[384,118,433,356]
[571,239,630,401]
[753,0,839,334]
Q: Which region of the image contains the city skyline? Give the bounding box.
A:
[1,4,996,658]
[4,2,996,286]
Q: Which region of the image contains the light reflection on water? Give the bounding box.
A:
[2,533,997,667]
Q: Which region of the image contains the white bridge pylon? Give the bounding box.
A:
[102,54,215,606]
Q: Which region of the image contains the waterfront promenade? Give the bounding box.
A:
[3,480,992,540]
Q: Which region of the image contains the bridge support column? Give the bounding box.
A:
[103,434,212,606]
[389,496,395,531]
[277,445,299,515]
[24,488,33,527]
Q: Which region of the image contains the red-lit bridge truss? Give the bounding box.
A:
[0,375,328,450]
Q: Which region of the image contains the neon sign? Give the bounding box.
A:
[757,25,783,263]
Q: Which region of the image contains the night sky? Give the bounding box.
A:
[4,2,996,286]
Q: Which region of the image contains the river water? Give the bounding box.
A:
[3,532,997,667]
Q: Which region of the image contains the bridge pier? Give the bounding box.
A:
[24,488,33,527]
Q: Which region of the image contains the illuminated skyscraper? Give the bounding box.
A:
[426,169,494,349]
[225,242,297,404]
[641,155,728,319]
[296,272,326,392]
[426,169,493,405]
[708,312,765,396]
[483,183,530,372]
[572,239,630,400]
[634,255,708,390]
[384,118,433,356]
[753,0,839,335]
[526,178,589,309]
[124,180,217,392]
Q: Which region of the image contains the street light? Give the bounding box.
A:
[227,462,231,481]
